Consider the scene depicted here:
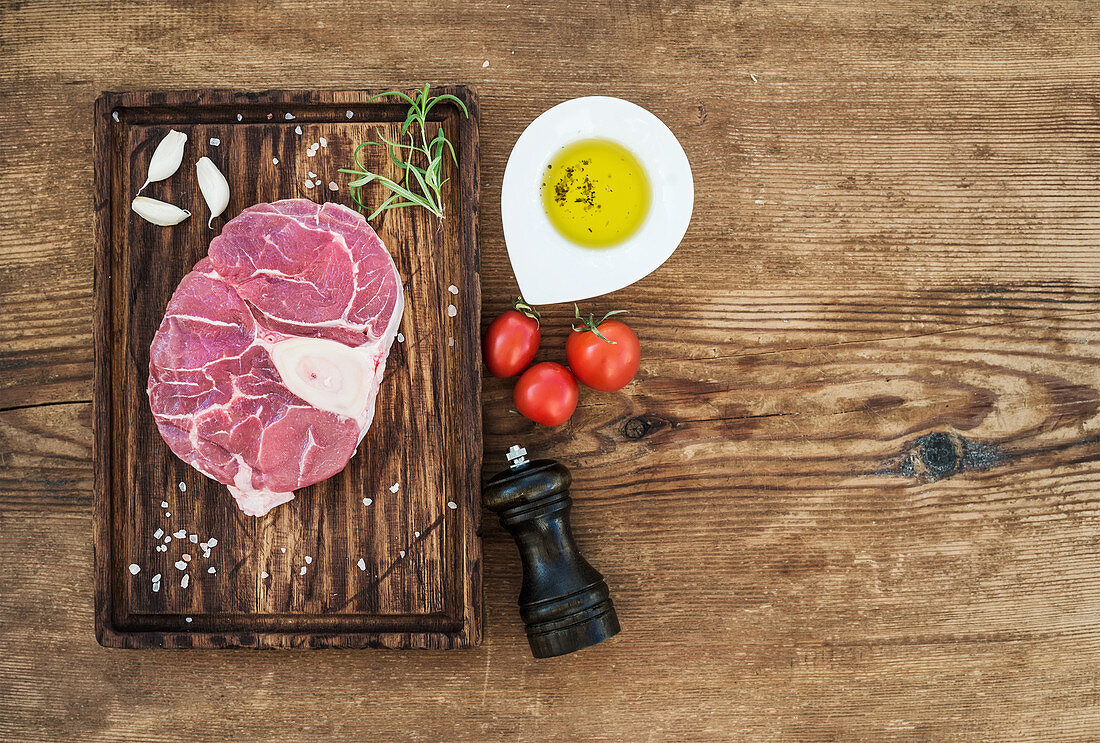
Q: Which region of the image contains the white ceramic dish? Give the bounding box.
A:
[500,96,694,306]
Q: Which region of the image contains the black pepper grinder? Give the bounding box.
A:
[483,445,620,658]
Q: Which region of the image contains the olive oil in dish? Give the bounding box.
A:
[541,138,650,248]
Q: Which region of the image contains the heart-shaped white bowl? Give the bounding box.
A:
[501,96,694,306]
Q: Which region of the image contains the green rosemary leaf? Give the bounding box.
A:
[433,128,459,166]
[405,159,434,201]
[422,93,468,119]
[374,129,418,151]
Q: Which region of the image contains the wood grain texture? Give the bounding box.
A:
[2,0,1100,740]
[92,89,482,648]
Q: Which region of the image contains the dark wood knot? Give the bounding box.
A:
[916,432,961,479]
[882,429,1005,482]
[623,417,651,439]
[622,415,671,440]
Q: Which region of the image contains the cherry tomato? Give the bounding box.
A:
[513,362,578,426]
[566,309,640,392]
[483,298,541,377]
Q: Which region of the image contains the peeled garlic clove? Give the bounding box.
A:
[138,129,187,194]
[131,196,191,226]
[195,157,230,228]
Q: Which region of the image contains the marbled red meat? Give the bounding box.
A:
[147,199,404,516]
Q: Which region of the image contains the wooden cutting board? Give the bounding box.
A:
[92,88,482,649]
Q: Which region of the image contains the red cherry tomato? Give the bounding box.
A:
[513,362,578,426]
[566,310,640,392]
[483,298,541,377]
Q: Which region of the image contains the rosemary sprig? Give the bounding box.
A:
[338,85,469,220]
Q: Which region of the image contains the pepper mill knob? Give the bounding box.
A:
[483,445,620,658]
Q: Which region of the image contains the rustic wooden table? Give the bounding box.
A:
[3,1,1099,741]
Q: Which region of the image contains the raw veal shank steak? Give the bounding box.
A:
[147,199,404,516]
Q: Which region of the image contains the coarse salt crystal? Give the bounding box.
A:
[304,180,315,189]
[273,157,280,165]
[294,125,303,135]
[346,110,354,119]
[447,304,458,317]
[315,179,321,185]
[152,573,161,582]
[414,531,420,538]
[261,571,269,579]
[207,538,217,548]
[267,113,274,119]
[308,170,317,178]
[389,482,400,493]
[178,481,186,492]
[153,528,164,539]
[164,536,171,543]
[112,110,120,122]
[182,553,191,562]
[160,501,169,508]
[185,616,193,623]
[399,550,406,558]
[174,560,187,571]
[208,138,220,147]
[397,332,404,343]
[285,113,295,120]
[173,529,186,539]
[362,497,373,506]
[207,566,216,574]
[307,150,316,158]
[328,181,339,191]
[152,581,161,592]
[128,563,141,575]
[189,534,198,543]
[199,542,207,550]
[482,60,490,68]
[357,558,366,571]
[165,511,171,518]
[319,137,328,147]
[448,284,458,294]
[281,547,286,553]
[447,501,458,510]
[300,566,307,575]
[237,113,243,121]
[181,574,190,588]
[304,556,313,564]
[448,337,454,347]
[202,548,211,558]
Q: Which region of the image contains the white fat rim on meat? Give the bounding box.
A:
[226,455,295,517]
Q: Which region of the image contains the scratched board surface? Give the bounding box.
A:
[92,89,482,648]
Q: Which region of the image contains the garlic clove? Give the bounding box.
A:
[195,156,230,228]
[138,129,188,194]
[131,196,191,226]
